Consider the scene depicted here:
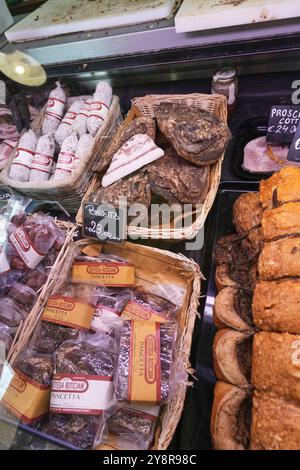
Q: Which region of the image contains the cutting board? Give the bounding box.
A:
[175,0,300,33]
[5,0,177,42]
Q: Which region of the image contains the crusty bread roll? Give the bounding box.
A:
[275,166,300,206]
[253,279,300,334]
[213,287,253,332]
[233,192,263,235]
[251,390,300,450]
[252,331,300,402]
[261,202,300,242]
[210,381,251,450]
[258,237,300,280]
[213,329,252,388]
[259,171,279,209]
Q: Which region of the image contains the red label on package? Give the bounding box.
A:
[10,228,44,269]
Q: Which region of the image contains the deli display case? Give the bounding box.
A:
[0,0,300,452]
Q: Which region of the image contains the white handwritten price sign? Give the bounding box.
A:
[266,105,300,145]
[83,203,126,243]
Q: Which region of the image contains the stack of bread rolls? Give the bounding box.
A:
[211,166,300,450]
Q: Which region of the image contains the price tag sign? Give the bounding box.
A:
[0,188,11,202]
[288,122,300,162]
[266,105,300,145]
[83,202,126,243]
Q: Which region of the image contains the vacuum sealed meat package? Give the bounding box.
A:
[1,351,54,424]
[121,287,178,323]
[45,332,117,449]
[0,297,26,329]
[42,82,66,135]
[115,320,176,405]
[72,254,135,287]
[92,287,132,334]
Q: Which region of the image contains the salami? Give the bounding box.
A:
[29,133,55,182]
[0,139,17,170]
[73,133,94,173]
[54,100,84,146]
[42,82,66,135]
[54,132,78,180]
[73,101,90,137]
[87,82,112,137]
[9,130,38,182]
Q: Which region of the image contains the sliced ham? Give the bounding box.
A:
[102,133,164,188]
[243,136,300,174]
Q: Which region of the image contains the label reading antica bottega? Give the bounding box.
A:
[50,374,113,415]
[42,296,95,330]
[128,320,161,404]
[1,370,50,424]
[10,228,45,269]
[72,261,135,287]
[121,300,168,323]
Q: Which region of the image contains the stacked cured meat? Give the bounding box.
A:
[7,81,113,183]
[211,166,300,450]
[92,102,230,209]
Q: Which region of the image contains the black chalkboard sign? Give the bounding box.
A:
[266,105,300,145]
[83,203,126,243]
[288,122,300,162]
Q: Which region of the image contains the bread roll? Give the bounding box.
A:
[233,192,262,235]
[275,166,300,206]
[252,331,300,402]
[213,329,252,387]
[261,202,300,242]
[259,171,279,209]
[258,237,300,280]
[213,287,253,332]
[253,279,300,334]
[211,381,251,450]
[251,390,300,450]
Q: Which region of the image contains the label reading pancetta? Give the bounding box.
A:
[42,295,95,330]
[50,374,113,415]
[72,261,134,287]
[121,300,168,323]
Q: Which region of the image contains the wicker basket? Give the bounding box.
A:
[0,97,121,213]
[8,238,202,451]
[77,93,227,239]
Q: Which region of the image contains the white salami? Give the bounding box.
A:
[73,133,94,173]
[9,130,37,182]
[54,100,84,146]
[0,139,17,170]
[54,132,78,180]
[42,82,66,135]
[87,81,112,137]
[73,101,90,137]
[29,133,55,182]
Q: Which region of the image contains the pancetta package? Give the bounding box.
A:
[29,133,55,182]
[44,332,118,449]
[9,130,38,182]
[92,287,132,335]
[55,100,84,146]
[115,320,176,405]
[42,82,66,135]
[87,81,112,137]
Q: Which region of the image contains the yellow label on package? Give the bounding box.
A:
[1,371,50,424]
[42,296,95,330]
[128,320,161,404]
[72,261,135,287]
[121,300,168,323]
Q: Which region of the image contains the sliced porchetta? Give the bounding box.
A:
[242,136,299,174]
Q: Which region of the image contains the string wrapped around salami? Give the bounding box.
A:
[87,81,112,137]
[73,133,94,173]
[42,82,66,135]
[0,139,17,170]
[55,100,84,146]
[29,133,55,182]
[9,130,37,182]
[73,101,90,137]
[53,132,78,180]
